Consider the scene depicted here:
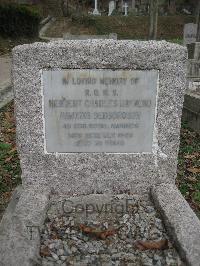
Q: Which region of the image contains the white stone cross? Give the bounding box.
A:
[124,2,128,16]
[93,0,100,15]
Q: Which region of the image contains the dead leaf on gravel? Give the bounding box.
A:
[135,239,168,250]
[40,246,50,257]
[79,224,118,240]
[187,167,200,174]
[51,232,60,240]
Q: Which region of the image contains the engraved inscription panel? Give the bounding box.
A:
[43,70,158,153]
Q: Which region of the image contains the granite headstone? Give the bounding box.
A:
[12,40,186,195]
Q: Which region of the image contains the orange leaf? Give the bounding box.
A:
[98,229,117,240]
[135,239,168,250]
[79,224,95,234]
[79,224,118,240]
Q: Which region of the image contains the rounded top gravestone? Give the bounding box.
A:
[12,40,187,196]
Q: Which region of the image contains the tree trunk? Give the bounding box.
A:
[149,0,158,40]
[196,0,200,42]
[168,0,176,15]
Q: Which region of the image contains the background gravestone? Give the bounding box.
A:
[108,1,115,16]
[63,33,117,40]
[183,23,197,46]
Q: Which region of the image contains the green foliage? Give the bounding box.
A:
[0,142,11,151]
[0,141,21,194]
[0,4,41,38]
[193,191,200,203]
[181,145,195,154]
[179,183,189,196]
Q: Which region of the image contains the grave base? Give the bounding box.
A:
[0,185,200,266]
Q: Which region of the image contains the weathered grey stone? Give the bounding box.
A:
[187,42,200,60]
[183,23,197,46]
[151,184,200,266]
[0,188,50,266]
[12,40,187,196]
[63,33,117,40]
[0,54,13,108]
[187,60,200,78]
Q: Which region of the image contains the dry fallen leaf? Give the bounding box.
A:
[184,154,198,159]
[135,239,168,251]
[5,156,13,163]
[79,224,94,234]
[4,112,13,122]
[97,229,118,240]
[2,191,12,201]
[187,167,200,174]
[40,246,50,257]
[9,146,17,153]
[51,233,60,240]
[187,176,197,182]
[6,128,16,133]
[79,224,118,240]
[3,174,12,184]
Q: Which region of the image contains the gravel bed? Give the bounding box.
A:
[40,194,183,266]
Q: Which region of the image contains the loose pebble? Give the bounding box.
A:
[40,195,183,265]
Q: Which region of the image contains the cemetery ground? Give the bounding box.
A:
[0,14,196,56]
[46,15,195,41]
[0,101,199,221]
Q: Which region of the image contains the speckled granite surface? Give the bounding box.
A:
[12,40,187,195]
